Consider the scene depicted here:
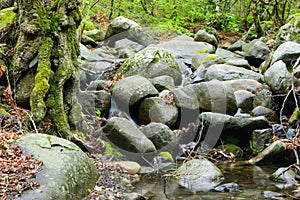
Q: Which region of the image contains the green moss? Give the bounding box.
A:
[104,142,123,157]
[195,48,208,54]
[201,54,217,64]
[159,151,174,162]
[30,37,53,122]
[288,107,300,126]
[0,8,16,28]
[249,139,263,155]
[0,108,9,115]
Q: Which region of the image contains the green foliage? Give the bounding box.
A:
[0,46,7,55]
[92,0,299,37]
[104,142,123,157]
[159,151,174,162]
[95,109,101,117]
[0,7,16,28]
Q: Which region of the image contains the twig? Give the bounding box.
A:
[279,56,300,125]
[22,110,38,134]
[293,148,300,165]
[141,155,157,171]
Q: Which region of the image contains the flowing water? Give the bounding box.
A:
[133,161,298,199]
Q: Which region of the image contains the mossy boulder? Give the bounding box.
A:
[191,53,224,70]
[118,47,182,85]
[176,159,224,192]
[99,117,156,153]
[13,134,99,200]
[140,122,177,150]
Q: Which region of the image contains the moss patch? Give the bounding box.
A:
[30,37,53,122]
[0,8,16,28]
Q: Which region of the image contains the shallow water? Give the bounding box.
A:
[133,161,298,199]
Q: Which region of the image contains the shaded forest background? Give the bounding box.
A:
[83,0,300,38]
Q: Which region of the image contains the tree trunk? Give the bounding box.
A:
[252,0,263,38]
[11,0,88,148]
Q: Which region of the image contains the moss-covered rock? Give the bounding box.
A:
[176,159,224,192]
[118,47,182,85]
[13,134,99,200]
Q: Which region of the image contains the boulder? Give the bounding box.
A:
[224,79,262,92]
[194,29,218,47]
[196,112,271,148]
[112,75,159,107]
[251,106,278,122]
[248,140,286,164]
[13,134,99,200]
[191,53,224,70]
[173,79,265,115]
[86,80,107,91]
[176,159,224,192]
[270,167,297,184]
[209,79,273,109]
[204,64,263,81]
[242,39,271,67]
[79,59,116,88]
[151,75,175,91]
[138,97,178,127]
[227,40,246,51]
[275,13,300,47]
[79,90,111,118]
[115,38,145,58]
[171,85,199,110]
[215,48,244,62]
[264,60,292,94]
[156,38,215,65]
[250,128,273,154]
[100,117,156,153]
[234,90,254,112]
[194,80,238,115]
[79,43,103,61]
[271,41,300,66]
[105,16,154,47]
[118,47,182,85]
[225,58,250,69]
[140,122,177,150]
[114,161,141,175]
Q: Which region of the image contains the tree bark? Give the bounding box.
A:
[11,0,88,148]
[252,0,263,38]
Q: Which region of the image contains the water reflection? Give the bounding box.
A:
[133,162,297,199]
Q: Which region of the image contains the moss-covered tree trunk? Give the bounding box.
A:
[11,0,88,148]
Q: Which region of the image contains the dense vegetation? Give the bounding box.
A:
[83,0,300,37]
